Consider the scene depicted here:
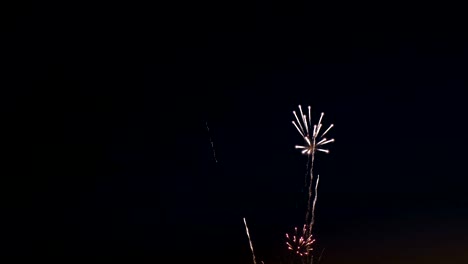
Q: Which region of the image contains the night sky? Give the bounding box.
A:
[4,2,468,263]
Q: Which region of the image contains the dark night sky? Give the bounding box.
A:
[3,1,468,263]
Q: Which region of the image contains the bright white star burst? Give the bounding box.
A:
[292,105,334,155]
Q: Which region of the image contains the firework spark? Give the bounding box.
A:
[285,225,315,257]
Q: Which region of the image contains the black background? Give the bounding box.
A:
[3,1,467,263]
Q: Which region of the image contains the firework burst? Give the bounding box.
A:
[292,105,335,237]
[292,106,334,155]
[285,225,316,257]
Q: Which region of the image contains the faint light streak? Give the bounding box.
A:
[243,218,257,264]
[205,121,218,163]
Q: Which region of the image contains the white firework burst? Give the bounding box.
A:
[292,105,334,155]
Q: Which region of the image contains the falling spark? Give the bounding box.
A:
[298,105,305,128]
[293,111,305,135]
[318,139,334,146]
[292,121,305,138]
[316,138,327,145]
[320,124,334,138]
[243,218,257,264]
[316,112,324,137]
[205,121,218,163]
[317,149,329,154]
[303,115,309,134]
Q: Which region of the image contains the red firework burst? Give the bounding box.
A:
[285,225,315,257]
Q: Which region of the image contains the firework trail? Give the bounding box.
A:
[292,106,334,236]
[304,156,310,190]
[243,218,257,264]
[205,121,218,163]
[304,144,316,235]
[317,248,325,264]
[310,174,319,235]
